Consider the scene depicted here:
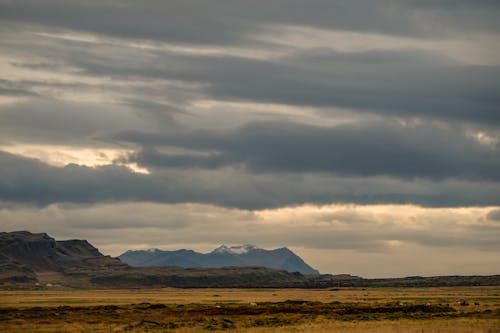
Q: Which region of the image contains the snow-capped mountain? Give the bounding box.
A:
[211,244,258,255]
[119,244,319,275]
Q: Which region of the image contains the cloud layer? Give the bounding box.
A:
[1,1,499,275]
[2,150,500,209]
[1,202,498,277]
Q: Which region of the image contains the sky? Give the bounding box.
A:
[0,0,499,278]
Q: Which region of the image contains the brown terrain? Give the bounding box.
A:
[0,287,499,332]
[0,231,499,332]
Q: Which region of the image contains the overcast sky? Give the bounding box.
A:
[1,0,499,278]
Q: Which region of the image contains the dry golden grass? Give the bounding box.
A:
[1,286,499,308]
[1,318,499,333]
[181,319,500,333]
[0,287,499,332]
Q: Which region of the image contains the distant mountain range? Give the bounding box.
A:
[1,231,499,289]
[0,231,318,289]
[119,244,320,275]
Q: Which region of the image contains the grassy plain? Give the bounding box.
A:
[0,287,499,332]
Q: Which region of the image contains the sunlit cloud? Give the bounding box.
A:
[0,144,149,174]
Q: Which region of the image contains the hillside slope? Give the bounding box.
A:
[0,231,125,284]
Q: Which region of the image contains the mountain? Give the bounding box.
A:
[0,231,312,288]
[119,244,320,275]
[0,231,125,285]
[2,231,499,290]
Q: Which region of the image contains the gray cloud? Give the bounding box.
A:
[0,151,160,204]
[2,15,499,127]
[2,0,500,45]
[0,80,38,97]
[67,48,500,126]
[1,150,499,209]
[0,98,168,145]
[119,120,500,181]
[0,2,499,209]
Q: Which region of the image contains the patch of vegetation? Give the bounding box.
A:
[247,315,297,327]
[203,318,236,330]
[125,319,179,331]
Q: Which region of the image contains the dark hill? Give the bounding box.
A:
[0,231,125,285]
[0,231,125,271]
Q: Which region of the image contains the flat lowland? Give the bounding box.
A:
[0,287,499,332]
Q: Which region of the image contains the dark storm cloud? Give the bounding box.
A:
[1,1,499,210]
[201,52,500,125]
[126,147,228,170]
[1,150,500,209]
[2,0,500,45]
[0,0,256,45]
[69,48,500,126]
[0,151,161,205]
[119,120,500,181]
[2,9,499,126]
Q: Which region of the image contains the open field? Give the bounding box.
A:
[1,287,499,332]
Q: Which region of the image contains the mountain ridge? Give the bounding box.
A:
[119,244,320,275]
[1,231,500,290]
